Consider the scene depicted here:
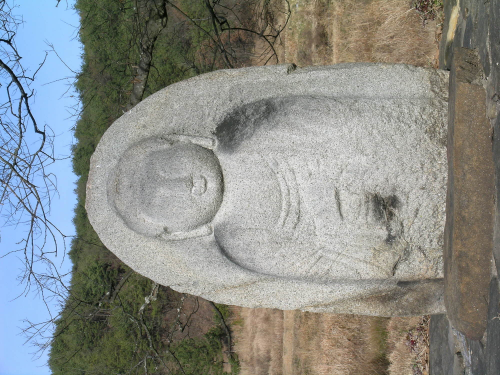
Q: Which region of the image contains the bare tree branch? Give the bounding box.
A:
[0,0,72,355]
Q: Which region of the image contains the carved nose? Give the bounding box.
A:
[191,175,207,196]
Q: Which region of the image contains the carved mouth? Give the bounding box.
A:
[191,175,207,196]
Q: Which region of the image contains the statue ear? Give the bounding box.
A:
[159,224,213,241]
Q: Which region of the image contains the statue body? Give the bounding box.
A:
[87,64,449,315]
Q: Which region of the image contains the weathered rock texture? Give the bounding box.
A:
[444,47,494,340]
[87,64,449,316]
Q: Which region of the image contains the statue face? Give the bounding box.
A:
[111,139,223,237]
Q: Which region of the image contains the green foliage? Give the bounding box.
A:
[229,353,241,374]
[368,317,390,372]
[215,303,231,320]
[171,327,226,375]
[214,303,232,327]
[49,0,249,373]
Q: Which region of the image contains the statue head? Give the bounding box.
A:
[109,138,223,238]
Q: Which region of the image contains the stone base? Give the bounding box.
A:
[444,47,494,340]
[430,279,500,375]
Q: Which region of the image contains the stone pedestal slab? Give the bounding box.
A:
[444,47,494,340]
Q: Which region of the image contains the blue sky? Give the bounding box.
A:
[0,1,81,375]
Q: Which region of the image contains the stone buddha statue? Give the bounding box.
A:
[88,63,449,315]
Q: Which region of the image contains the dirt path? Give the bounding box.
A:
[282,310,296,375]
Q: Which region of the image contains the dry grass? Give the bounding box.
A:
[283,0,442,67]
[290,312,390,375]
[283,0,335,65]
[338,0,439,66]
[232,307,284,375]
[387,316,430,375]
[233,308,430,375]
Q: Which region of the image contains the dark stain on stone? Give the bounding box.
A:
[371,193,399,221]
[370,193,401,244]
[215,99,278,153]
[215,96,326,153]
[345,278,444,315]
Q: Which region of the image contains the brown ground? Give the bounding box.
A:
[232,0,442,374]
[161,289,216,343]
[233,308,430,375]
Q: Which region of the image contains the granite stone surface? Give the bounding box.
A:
[87,63,449,315]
